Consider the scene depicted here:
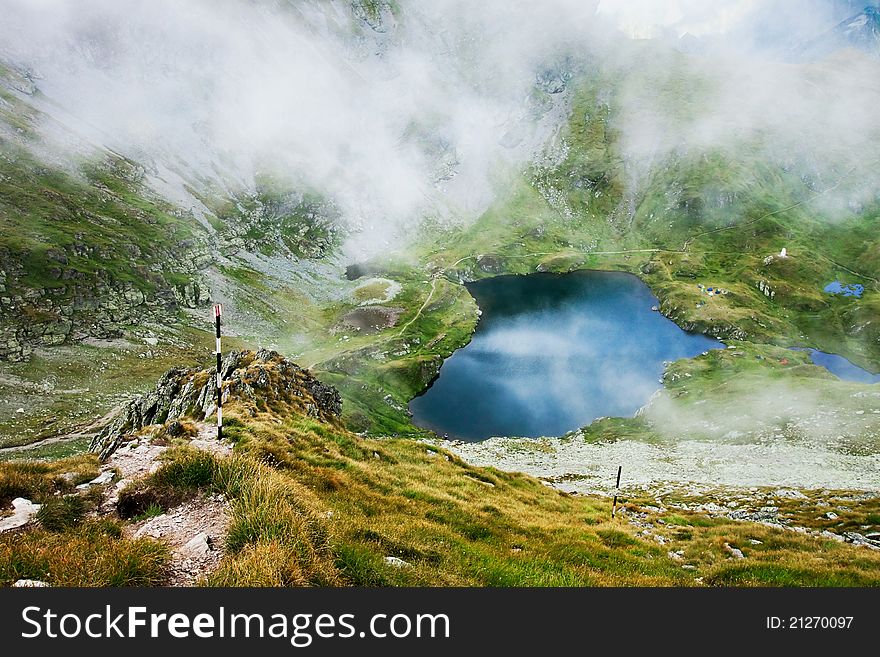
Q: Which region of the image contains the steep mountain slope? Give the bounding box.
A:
[0,59,350,365]
[800,4,880,60]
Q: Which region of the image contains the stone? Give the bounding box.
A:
[0,498,41,533]
[13,579,50,587]
[820,530,845,542]
[123,287,146,306]
[825,511,838,520]
[165,420,186,437]
[843,532,879,550]
[774,489,807,500]
[383,556,411,568]
[724,543,745,559]
[134,516,168,539]
[89,471,115,485]
[180,532,212,558]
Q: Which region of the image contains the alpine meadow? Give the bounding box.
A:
[1,0,880,589]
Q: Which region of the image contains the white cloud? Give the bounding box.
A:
[1,0,877,257]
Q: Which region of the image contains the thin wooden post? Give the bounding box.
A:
[214,303,223,440]
[611,465,622,518]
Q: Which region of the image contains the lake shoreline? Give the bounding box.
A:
[409,269,722,441]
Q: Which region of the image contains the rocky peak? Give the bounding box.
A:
[89,349,342,459]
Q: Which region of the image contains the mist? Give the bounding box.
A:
[1,0,878,258]
[644,380,880,450]
[0,0,603,257]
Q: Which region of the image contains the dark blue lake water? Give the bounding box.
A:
[409,270,723,441]
[795,348,880,384]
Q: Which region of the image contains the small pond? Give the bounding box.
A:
[823,281,864,298]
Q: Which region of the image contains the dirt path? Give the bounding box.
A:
[680,199,810,252]
[98,421,234,585]
[0,406,121,454]
[680,163,866,253]
[0,431,92,454]
[128,493,230,586]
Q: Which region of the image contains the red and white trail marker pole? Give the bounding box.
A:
[213,303,223,440]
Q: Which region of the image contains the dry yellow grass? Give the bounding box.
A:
[4,378,879,588]
[203,403,880,586]
[0,454,100,506]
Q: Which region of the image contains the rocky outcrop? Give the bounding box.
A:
[658,299,748,341]
[0,249,211,362]
[89,349,342,459]
[216,189,341,260]
[756,279,776,299]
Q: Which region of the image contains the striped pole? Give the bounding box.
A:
[214,303,223,440]
[611,465,622,518]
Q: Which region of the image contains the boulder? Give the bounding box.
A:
[90,471,115,485]
[774,489,807,500]
[724,543,745,559]
[13,579,50,587]
[383,556,411,568]
[180,532,213,558]
[0,498,41,533]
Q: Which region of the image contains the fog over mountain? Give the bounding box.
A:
[1,0,878,258]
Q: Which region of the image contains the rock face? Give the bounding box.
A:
[0,246,212,363]
[90,349,342,459]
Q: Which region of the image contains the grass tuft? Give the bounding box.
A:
[0,455,100,506]
[0,520,168,586]
[35,495,87,532]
